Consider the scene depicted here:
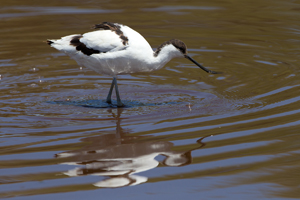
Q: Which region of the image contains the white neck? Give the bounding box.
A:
[148,44,183,70]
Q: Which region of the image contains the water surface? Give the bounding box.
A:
[1,0,300,199]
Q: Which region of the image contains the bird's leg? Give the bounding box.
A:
[114,78,124,107]
[106,78,115,104]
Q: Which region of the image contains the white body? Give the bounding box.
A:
[48,24,183,77]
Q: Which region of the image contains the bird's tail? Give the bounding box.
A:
[46,34,80,53]
[46,40,54,45]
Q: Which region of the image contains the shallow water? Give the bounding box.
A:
[1,0,300,199]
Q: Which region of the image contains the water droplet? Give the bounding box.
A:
[29,68,39,72]
[29,83,37,87]
[188,103,192,111]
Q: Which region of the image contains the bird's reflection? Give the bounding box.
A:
[55,108,207,188]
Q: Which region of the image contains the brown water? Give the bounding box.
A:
[1,0,300,199]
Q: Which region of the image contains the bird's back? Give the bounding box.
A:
[48,22,155,76]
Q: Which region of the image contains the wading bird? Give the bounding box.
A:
[47,22,219,107]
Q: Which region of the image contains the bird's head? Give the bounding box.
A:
[156,39,220,74]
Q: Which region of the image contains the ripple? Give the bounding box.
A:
[48,99,181,108]
[1,2,300,199]
[0,6,122,19]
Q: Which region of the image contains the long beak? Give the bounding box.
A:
[185,55,221,74]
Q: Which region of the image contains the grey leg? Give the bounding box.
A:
[114,78,124,107]
[106,78,115,104]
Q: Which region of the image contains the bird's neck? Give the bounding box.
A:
[149,45,183,70]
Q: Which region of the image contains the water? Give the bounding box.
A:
[1,0,300,199]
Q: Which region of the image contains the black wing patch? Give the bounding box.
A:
[70,35,105,56]
[93,22,129,45]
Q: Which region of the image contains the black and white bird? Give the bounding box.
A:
[47,22,218,107]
